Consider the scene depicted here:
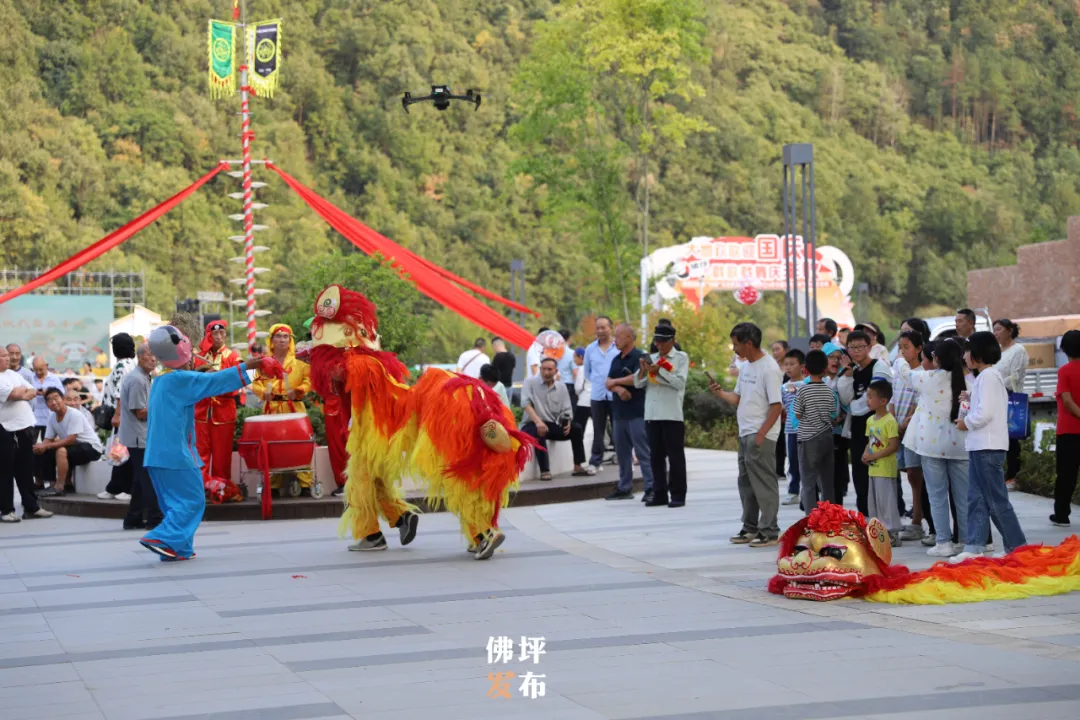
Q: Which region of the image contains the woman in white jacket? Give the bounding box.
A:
[993,319,1028,490]
[953,332,1027,562]
[904,339,972,558]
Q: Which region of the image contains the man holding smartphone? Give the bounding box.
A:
[710,322,784,548]
[635,324,690,507]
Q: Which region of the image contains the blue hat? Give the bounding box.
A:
[822,342,843,356]
[574,347,585,358]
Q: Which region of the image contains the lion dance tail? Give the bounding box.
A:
[864,536,1080,605]
[406,372,537,542]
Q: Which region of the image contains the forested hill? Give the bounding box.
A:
[4,0,1080,343]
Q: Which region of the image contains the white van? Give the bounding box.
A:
[888,311,992,361]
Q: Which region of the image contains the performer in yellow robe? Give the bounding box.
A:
[250,323,314,491]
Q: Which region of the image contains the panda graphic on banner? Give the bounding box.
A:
[248,19,281,98]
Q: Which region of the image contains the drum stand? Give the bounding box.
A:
[239,438,322,520]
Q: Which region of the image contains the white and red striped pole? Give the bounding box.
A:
[239,68,256,350]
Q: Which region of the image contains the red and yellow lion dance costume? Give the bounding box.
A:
[770,502,1080,604]
[307,285,537,559]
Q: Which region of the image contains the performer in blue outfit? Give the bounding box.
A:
[141,325,275,561]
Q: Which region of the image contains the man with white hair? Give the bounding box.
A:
[6,344,33,383]
[604,323,655,501]
[28,356,63,487]
[120,343,162,531]
[0,346,53,522]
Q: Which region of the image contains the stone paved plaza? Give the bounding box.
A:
[3,449,1080,720]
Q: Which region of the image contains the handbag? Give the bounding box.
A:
[104,430,129,466]
[1006,392,1030,440]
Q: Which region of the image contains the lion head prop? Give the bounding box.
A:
[770,503,1080,605]
[770,502,899,601]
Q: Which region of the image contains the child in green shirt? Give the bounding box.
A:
[862,379,902,546]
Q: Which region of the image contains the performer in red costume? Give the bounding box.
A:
[194,320,245,482]
[323,384,350,497]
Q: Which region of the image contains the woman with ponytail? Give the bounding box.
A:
[903,339,973,558]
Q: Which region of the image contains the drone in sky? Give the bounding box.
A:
[402,85,482,114]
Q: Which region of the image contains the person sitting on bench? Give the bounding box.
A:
[34,387,103,496]
[520,358,588,480]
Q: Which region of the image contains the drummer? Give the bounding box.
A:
[194,320,245,483]
[250,323,313,492]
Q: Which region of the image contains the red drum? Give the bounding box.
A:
[238,413,316,472]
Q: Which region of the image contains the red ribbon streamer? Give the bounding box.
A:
[268,164,538,350]
[0,163,228,306]
[274,167,537,317]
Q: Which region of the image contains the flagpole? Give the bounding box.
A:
[238,0,257,350]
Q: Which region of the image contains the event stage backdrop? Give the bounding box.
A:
[0,295,113,371]
[641,235,856,327]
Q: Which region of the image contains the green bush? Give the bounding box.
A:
[1015,433,1077,503]
[683,369,739,450]
[685,416,740,451]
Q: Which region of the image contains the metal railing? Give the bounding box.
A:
[0,268,146,314]
[1023,369,1057,399]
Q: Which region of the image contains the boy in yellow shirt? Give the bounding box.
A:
[862,380,901,546]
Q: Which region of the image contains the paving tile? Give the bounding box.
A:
[3,448,1080,719]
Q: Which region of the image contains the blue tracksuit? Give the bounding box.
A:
[143,365,248,558]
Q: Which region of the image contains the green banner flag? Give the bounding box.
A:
[248,19,282,99]
[208,20,236,99]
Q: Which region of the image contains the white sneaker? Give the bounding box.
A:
[0,512,19,523]
[586,465,598,476]
[949,551,984,564]
[115,493,131,501]
[926,542,956,558]
[989,551,1007,559]
[97,491,115,499]
[781,494,799,505]
[23,509,53,519]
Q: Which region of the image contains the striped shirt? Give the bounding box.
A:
[794,381,838,441]
[891,358,919,423]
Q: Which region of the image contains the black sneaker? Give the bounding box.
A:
[645,497,669,507]
[605,490,633,501]
[331,487,344,497]
[641,492,654,503]
[123,520,146,531]
[396,512,419,546]
[729,530,753,544]
[667,500,685,508]
[1050,514,1071,527]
